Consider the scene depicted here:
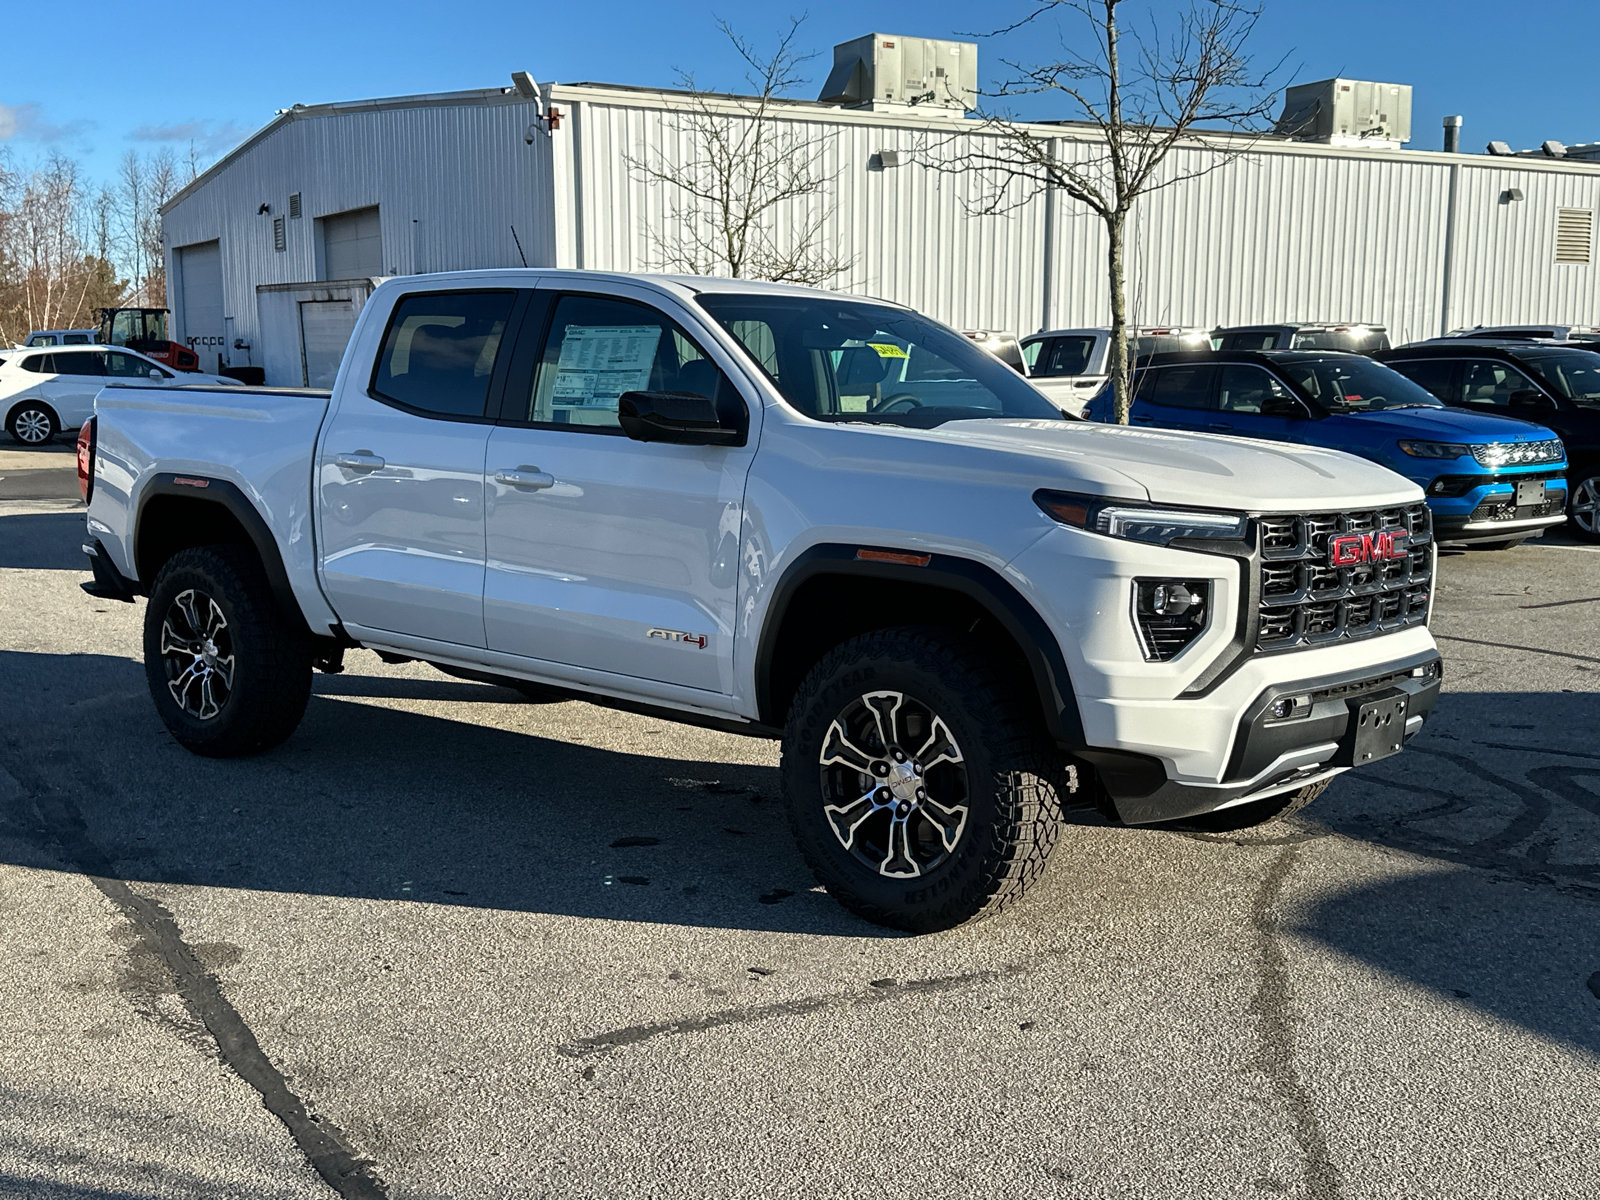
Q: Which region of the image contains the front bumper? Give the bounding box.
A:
[1078,650,1442,824]
[1432,511,1566,544]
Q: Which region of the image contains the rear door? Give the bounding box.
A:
[40,351,106,426]
[316,287,522,648]
[480,284,758,695]
[1129,362,1220,431]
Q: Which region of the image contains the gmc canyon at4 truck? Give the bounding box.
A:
[78,270,1442,931]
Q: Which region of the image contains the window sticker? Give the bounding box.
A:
[868,342,909,359]
[551,325,663,409]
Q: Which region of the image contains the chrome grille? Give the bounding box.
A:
[1470,439,1563,468]
[1255,503,1432,653]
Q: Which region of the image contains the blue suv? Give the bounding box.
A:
[1083,350,1568,548]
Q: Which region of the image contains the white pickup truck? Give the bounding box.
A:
[79,270,1441,931]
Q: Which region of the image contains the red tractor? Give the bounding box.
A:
[97,307,201,372]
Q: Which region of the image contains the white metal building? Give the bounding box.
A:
[159,36,1600,386]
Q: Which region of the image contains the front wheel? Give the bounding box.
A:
[781,627,1064,933]
[6,401,57,446]
[143,545,312,757]
[1570,473,1600,543]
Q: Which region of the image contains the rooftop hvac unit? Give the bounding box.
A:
[819,34,977,116]
[1275,78,1412,148]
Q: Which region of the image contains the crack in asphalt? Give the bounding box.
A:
[1249,844,1345,1200]
[0,751,389,1200]
[557,965,1028,1060]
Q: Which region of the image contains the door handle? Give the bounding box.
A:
[494,467,556,491]
[334,451,385,472]
[1207,423,1233,432]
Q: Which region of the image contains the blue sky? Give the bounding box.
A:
[4,0,1597,187]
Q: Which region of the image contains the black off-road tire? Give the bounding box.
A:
[781,627,1065,933]
[6,399,57,446]
[143,545,312,757]
[1172,778,1332,833]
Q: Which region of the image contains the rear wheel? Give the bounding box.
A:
[1570,473,1600,543]
[143,545,312,757]
[6,401,57,446]
[781,627,1064,933]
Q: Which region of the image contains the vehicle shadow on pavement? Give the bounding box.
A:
[1292,688,1600,1058]
[0,512,89,570]
[0,649,876,938]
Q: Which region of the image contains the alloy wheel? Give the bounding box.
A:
[817,690,969,878]
[159,589,236,720]
[13,408,51,444]
[1573,477,1600,534]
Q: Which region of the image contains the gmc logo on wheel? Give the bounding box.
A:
[1329,531,1408,566]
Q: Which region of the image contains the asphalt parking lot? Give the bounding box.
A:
[2,440,1597,1199]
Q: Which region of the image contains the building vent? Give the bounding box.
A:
[1556,208,1593,264]
[819,34,977,115]
[1275,78,1412,148]
[288,192,302,219]
[273,215,286,253]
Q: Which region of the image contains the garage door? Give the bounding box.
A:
[321,207,383,280]
[177,240,225,372]
[299,300,359,387]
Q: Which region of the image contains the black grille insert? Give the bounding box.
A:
[1255,503,1432,653]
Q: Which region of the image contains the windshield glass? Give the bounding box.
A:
[1289,328,1390,352]
[695,294,1064,427]
[1280,357,1444,413]
[1520,349,1600,405]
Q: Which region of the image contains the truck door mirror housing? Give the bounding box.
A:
[149,368,162,380]
[617,390,745,446]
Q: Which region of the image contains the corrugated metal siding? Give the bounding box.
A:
[165,80,1600,377]
[161,95,555,375]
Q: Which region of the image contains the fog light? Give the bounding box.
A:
[1133,579,1210,661]
[1268,694,1313,721]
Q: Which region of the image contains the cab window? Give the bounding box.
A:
[371,290,514,418]
[520,293,737,432]
[1221,331,1279,352]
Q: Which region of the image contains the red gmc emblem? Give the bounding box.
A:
[1329,531,1408,566]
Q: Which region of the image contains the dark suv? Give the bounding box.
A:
[1214,323,1391,353]
[1375,341,1600,541]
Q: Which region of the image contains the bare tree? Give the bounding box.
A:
[628,17,848,285]
[954,1,1282,423]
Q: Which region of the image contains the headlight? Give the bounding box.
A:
[1398,440,1471,459]
[1035,490,1247,544]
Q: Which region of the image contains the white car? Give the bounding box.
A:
[1021,326,1214,414]
[1,344,242,445]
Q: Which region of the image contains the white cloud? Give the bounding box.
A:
[131,119,252,157]
[0,101,92,143]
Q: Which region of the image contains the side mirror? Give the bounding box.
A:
[1262,396,1312,419]
[617,390,745,446]
[148,368,162,380]
[1508,388,1549,409]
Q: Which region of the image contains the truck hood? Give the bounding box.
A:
[927,419,1422,511]
[1332,406,1557,443]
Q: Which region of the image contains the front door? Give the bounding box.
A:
[1208,363,1312,442]
[482,287,757,695]
[316,287,522,647]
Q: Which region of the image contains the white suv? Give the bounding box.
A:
[2,345,240,444]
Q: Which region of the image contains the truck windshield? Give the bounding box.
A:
[695,294,1065,427]
[1518,349,1600,406]
[1280,357,1444,414]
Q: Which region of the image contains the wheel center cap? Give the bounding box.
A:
[200,639,218,665]
[887,760,920,801]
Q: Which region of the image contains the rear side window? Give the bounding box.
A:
[21,354,53,373]
[1137,364,1218,409]
[54,353,105,377]
[1386,358,1459,403]
[520,293,736,431]
[371,291,514,418]
[1221,331,1278,351]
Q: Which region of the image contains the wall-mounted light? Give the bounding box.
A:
[257,202,271,215]
[1502,188,1525,203]
[874,149,903,169]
